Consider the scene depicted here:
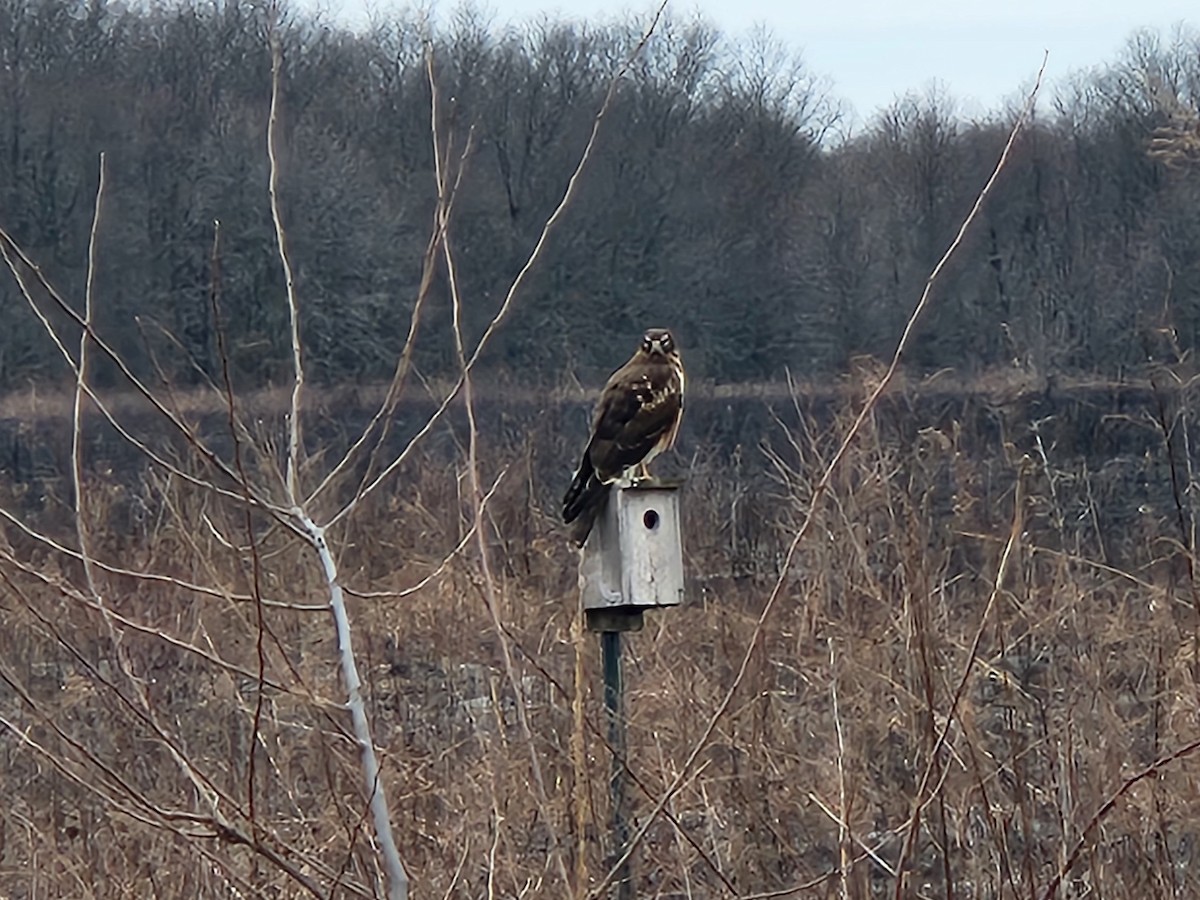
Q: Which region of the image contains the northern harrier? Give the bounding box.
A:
[562,328,685,545]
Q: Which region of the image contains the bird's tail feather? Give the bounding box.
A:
[562,456,594,523]
[563,457,611,546]
[566,480,610,546]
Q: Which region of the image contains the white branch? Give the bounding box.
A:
[267,24,305,502]
[71,152,106,603]
[297,511,409,899]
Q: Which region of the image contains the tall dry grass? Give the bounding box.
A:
[3,372,1200,898]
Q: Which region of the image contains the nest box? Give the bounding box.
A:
[580,478,684,632]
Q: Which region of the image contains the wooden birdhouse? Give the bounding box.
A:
[580,478,684,632]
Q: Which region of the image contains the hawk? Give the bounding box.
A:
[562,328,685,545]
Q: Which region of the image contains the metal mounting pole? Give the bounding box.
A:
[601,629,631,900]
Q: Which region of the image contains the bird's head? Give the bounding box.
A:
[640,328,677,358]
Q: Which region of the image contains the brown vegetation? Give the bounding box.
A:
[4,371,1200,897]
[5,3,1200,899]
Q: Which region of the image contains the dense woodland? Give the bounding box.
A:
[2,0,1200,389]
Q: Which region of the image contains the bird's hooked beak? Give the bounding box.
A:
[640,329,675,357]
[646,334,672,356]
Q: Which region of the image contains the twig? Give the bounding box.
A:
[488,811,501,900]
[342,468,507,599]
[304,205,443,510]
[0,548,292,693]
[441,838,471,900]
[0,228,292,520]
[54,151,284,876]
[210,210,271,827]
[829,639,850,899]
[1040,736,1200,900]
[72,151,106,604]
[892,458,1029,895]
[306,36,469,512]
[0,702,343,898]
[11,578,358,900]
[0,504,320,608]
[329,0,671,527]
[808,792,896,878]
[428,42,572,891]
[266,14,305,502]
[655,735,695,900]
[255,10,409,894]
[588,51,1048,900]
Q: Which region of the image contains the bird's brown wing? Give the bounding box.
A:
[586,358,682,482]
[562,351,683,542]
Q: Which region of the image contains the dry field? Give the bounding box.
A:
[2,374,1200,900]
[5,18,1200,897]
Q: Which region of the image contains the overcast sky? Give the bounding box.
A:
[312,0,1198,123]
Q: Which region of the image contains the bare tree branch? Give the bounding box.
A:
[266,12,306,503]
[328,0,672,527]
[428,43,572,893]
[0,228,294,519]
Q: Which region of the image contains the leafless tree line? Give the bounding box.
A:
[3,2,1200,390]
